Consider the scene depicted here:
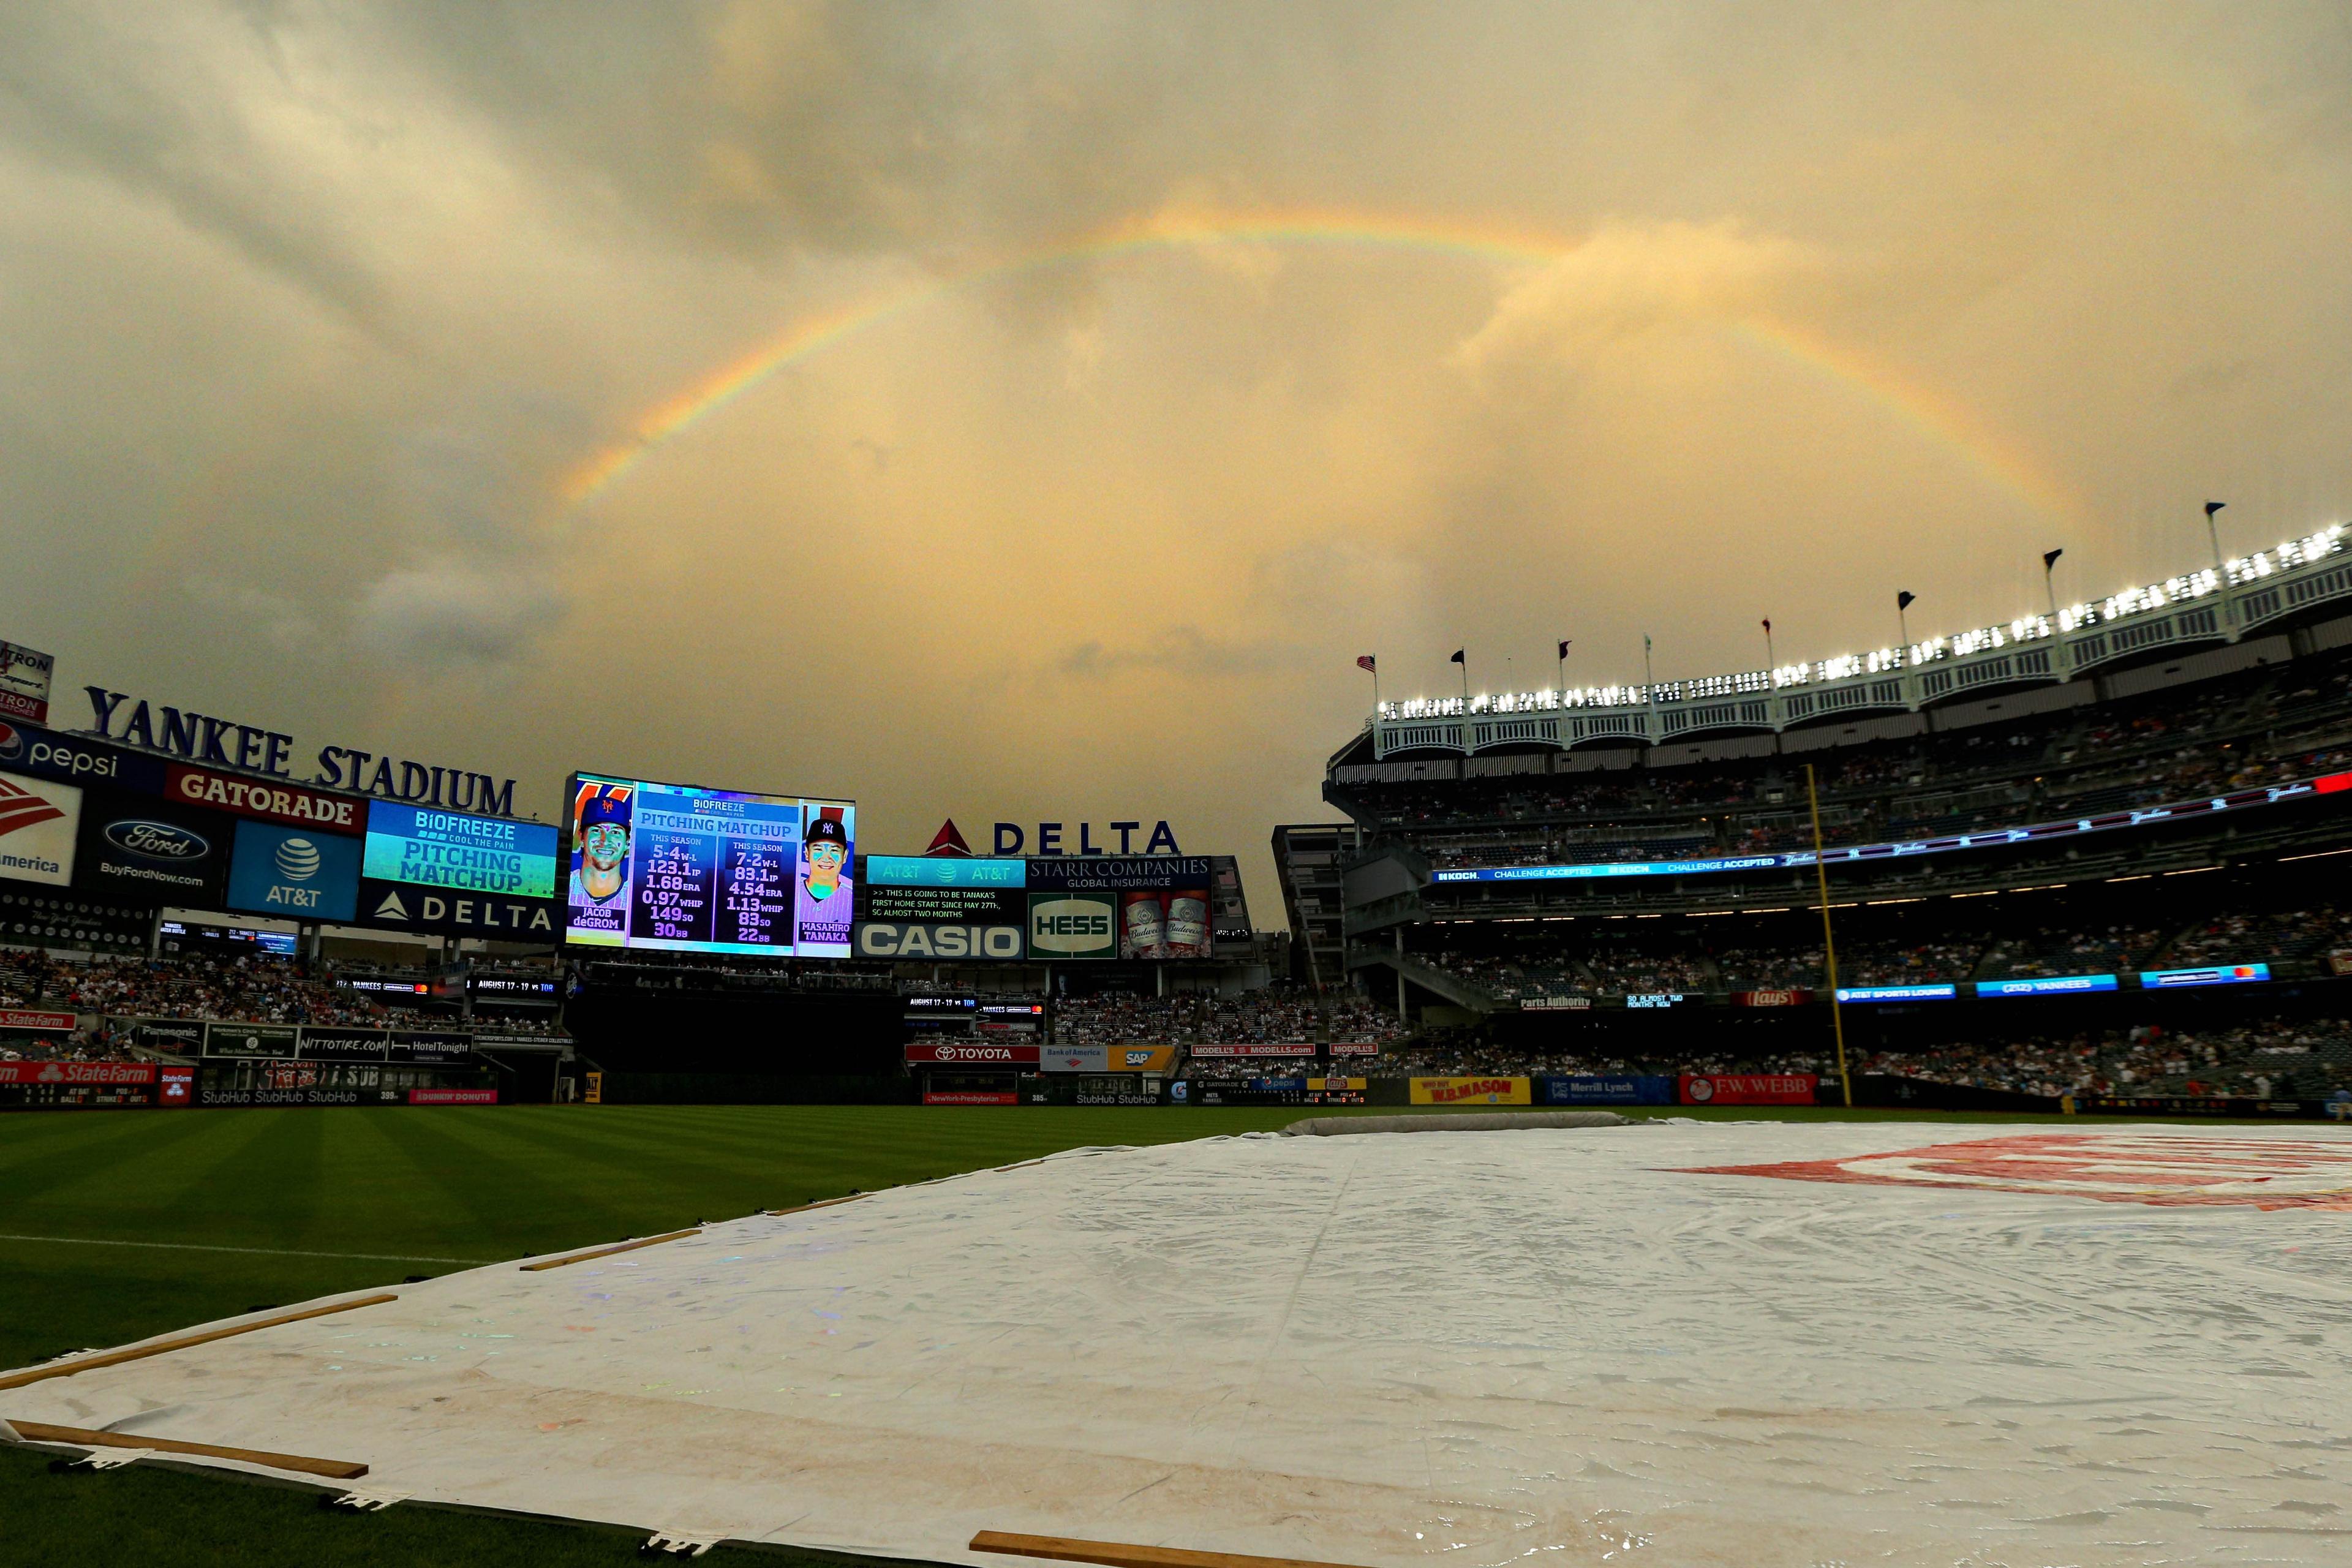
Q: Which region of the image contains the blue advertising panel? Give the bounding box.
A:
[2139,963,2271,989]
[1977,973,2119,998]
[865,855,1027,889]
[1836,983,1959,1003]
[564,773,853,957]
[0,718,167,794]
[227,820,360,922]
[1537,1075,1677,1105]
[363,802,557,899]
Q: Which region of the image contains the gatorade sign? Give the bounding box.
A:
[1026,893,1115,959]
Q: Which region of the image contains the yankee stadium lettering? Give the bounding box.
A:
[85,687,516,816]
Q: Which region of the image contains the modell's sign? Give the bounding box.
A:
[904,1042,1041,1065]
[1188,1042,1316,1058]
[0,1008,77,1031]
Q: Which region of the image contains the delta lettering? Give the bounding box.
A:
[85,688,516,815]
[992,820,1182,856]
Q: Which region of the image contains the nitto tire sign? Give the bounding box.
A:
[856,921,1024,960]
[1026,894,1115,959]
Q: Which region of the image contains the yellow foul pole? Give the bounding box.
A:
[1805,763,1853,1107]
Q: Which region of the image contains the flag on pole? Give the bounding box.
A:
[2040,549,2062,572]
[1356,655,1376,674]
[1449,649,1465,665]
[1556,639,1571,660]
[1898,590,1916,611]
[1761,618,1771,635]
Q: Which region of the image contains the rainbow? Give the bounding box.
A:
[559,206,2082,526]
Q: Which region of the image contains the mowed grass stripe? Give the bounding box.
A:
[0,1232,492,1264]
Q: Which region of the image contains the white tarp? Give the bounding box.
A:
[8,1121,2352,1565]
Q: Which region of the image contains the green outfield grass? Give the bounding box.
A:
[0,1101,2104,1566]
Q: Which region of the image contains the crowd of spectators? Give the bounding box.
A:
[1344,652,2352,873]
[1378,1017,2352,1101]
[1981,923,2170,979]
[0,948,571,1038]
[1052,983,1406,1047]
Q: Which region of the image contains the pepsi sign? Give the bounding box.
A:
[0,720,165,793]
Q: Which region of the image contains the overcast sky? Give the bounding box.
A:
[6,2,2351,905]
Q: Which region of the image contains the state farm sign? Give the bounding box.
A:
[0,1061,154,1085]
[0,1008,78,1031]
[903,1042,1041,1066]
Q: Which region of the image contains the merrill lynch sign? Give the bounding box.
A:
[85,688,517,816]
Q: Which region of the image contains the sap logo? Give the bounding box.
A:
[104,819,211,861]
[856,922,1023,959]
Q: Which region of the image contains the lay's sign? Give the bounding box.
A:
[1410,1076,1531,1106]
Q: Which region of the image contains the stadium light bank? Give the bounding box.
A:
[1376,524,2348,725]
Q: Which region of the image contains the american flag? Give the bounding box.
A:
[1355,655,1376,674]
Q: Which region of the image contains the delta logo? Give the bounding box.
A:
[0,776,66,840]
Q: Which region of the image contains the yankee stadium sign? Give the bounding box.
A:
[83,687,516,816]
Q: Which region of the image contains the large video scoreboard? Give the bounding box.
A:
[564,772,855,958]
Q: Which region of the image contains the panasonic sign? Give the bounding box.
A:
[855,921,1025,960]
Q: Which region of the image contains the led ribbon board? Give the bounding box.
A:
[1428,772,2352,885]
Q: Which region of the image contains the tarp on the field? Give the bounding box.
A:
[7,1121,2352,1566]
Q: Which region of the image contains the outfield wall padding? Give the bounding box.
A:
[1282,1110,1627,1136]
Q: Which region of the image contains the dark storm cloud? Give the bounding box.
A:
[4,1,2352,886]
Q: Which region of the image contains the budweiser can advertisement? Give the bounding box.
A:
[1163,889,1209,956]
[1120,890,1167,958]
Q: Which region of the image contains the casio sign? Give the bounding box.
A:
[104,819,211,862]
